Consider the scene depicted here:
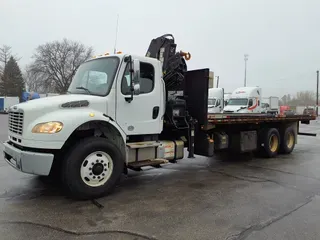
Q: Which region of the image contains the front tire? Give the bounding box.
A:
[62,137,124,200]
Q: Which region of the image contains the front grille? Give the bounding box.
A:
[8,110,24,135]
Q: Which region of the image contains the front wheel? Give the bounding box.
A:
[61,137,124,200]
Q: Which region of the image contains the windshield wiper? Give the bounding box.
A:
[76,86,92,94]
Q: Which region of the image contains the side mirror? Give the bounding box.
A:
[133,83,140,95]
[132,59,140,83]
[248,99,253,107]
[132,59,140,96]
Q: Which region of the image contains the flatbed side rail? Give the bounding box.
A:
[207,114,316,125]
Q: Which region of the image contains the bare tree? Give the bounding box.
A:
[24,68,48,93]
[27,39,94,93]
[293,91,316,106]
[282,91,316,106]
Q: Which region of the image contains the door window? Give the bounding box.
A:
[121,62,155,95]
[248,99,253,107]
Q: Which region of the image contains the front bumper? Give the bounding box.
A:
[3,141,54,176]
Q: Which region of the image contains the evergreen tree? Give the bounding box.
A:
[0,56,25,100]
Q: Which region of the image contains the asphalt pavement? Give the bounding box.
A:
[0,115,320,240]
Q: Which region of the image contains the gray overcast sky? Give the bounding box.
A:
[1,0,320,97]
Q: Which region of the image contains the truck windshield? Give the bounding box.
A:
[68,57,120,96]
[228,98,248,106]
[208,98,216,106]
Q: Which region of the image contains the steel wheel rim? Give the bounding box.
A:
[287,132,294,149]
[269,134,279,152]
[80,151,113,187]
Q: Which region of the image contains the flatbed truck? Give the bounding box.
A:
[3,34,316,200]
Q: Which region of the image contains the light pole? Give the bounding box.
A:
[244,54,249,87]
[317,70,319,116]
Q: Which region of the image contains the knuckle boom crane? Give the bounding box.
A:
[146,34,196,157]
[146,34,191,90]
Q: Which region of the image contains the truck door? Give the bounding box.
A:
[216,99,223,112]
[116,60,162,135]
[248,97,259,113]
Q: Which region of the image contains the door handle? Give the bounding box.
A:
[153,106,160,119]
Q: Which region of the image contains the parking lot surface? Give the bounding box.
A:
[0,115,320,240]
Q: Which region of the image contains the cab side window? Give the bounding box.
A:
[121,62,155,95]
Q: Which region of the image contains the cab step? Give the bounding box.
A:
[128,159,169,171]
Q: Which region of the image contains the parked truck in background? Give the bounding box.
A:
[3,34,316,200]
[223,87,262,113]
[208,88,224,113]
[0,97,19,113]
[224,93,231,106]
[21,92,40,102]
[261,97,279,114]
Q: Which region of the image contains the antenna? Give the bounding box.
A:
[113,14,119,54]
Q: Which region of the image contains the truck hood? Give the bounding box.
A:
[208,106,221,113]
[223,105,247,113]
[11,94,106,114]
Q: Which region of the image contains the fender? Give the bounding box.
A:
[23,109,126,149]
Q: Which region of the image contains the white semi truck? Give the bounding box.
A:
[208,88,224,113]
[223,87,262,113]
[3,34,316,200]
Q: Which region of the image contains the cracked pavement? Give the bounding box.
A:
[1,115,320,239]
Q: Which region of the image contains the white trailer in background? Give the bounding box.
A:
[261,97,279,114]
[0,97,19,113]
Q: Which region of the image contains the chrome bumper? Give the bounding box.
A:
[3,141,54,176]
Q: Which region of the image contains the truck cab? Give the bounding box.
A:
[208,88,224,113]
[3,49,212,200]
[223,87,261,113]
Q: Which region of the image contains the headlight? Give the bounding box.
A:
[32,121,63,134]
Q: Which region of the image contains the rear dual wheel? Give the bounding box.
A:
[258,128,280,158]
[279,126,296,154]
[258,126,296,158]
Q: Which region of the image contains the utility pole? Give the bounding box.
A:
[216,76,219,88]
[113,14,119,54]
[317,70,319,116]
[244,54,249,87]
